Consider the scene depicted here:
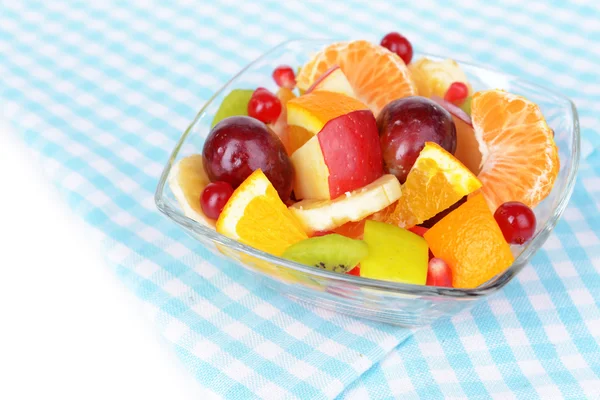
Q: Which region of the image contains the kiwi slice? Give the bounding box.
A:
[281,234,368,273]
[211,89,254,128]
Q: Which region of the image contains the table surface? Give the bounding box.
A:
[0,122,205,400]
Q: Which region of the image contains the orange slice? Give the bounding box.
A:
[296,40,417,115]
[385,142,482,228]
[216,169,307,256]
[423,193,514,288]
[471,90,559,211]
[168,155,214,227]
[286,91,369,154]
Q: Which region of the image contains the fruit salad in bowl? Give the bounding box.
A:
[156,36,579,325]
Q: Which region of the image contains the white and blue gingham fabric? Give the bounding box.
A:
[1,1,599,398]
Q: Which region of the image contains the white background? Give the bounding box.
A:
[0,122,205,399]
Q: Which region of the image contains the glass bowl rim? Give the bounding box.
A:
[155,39,580,299]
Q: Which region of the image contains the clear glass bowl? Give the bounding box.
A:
[155,39,580,326]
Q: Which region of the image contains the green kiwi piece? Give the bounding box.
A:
[211,89,254,128]
[281,234,368,273]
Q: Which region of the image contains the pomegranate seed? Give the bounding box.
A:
[494,201,536,245]
[247,87,282,124]
[200,181,234,220]
[272,65,296,89]
[380,32,413,64]
[347,265,361,276]
[426,257,453,287]
[444,82,469,105]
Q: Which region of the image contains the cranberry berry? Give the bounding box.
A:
[200,181,234,220]
[494,201,537,245]
[380,32,413,64]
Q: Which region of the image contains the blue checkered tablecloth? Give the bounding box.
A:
[1,1,599,398]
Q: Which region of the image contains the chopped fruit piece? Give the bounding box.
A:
[200,181,234,220]
[333,220,366,239]
[380,32,413,64]
[431,96,482,175]
[312,230,334,237]
[360,220,429,285]
[272,65,296,89]
[286,91,369,153]
[248,87,282,124]
[471,90,559,210]
[347,266,361,276]
[494,201,537,244]
[424,193,514,289]
[281,234,368,273]
[444,82,469,105]
[306,66,356,98]
[460,96,472,115]
[409,226,429,237]
[386,142,481,228]
[268,87,297,155]
[420,197,466,228]
[216,169,308,256]
[296,40,417,115]
[291,109,383,201]
[168,155,214,227]
[289,174,401,233]
[378,96,457,183]
[409,58,472,99]
[203,116,293,201]
[426,258,453,287]
[211,89,254,128]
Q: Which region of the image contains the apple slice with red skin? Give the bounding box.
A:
[431,95,482,175]
[291,109,383,200]
[306,66,356,98]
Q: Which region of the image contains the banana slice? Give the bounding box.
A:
[168,155,215,227]
[289,174,401,233]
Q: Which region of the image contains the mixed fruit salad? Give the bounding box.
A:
[169,33,559,289]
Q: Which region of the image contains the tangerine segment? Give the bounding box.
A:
[216,169,307,256]
[423,193,514,289]
[296,40,417,115]
[471,90,559,211]
[387,142,481,228]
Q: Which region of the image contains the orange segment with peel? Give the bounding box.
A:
[296,40,417,115]
[286,91,369,154]
[216,169,308,256]
[471,89,559,211]
[424,193,514,289]
[385,142,482,228]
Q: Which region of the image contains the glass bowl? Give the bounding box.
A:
[155,39,580,326]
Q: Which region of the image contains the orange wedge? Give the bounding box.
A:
[385,142,482,228]
[286,91,369,154]
[424,193,514,288]
[471,90,559,211]
[216,169,307,256]
[168,155,214,227]
[296,40,417,115]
